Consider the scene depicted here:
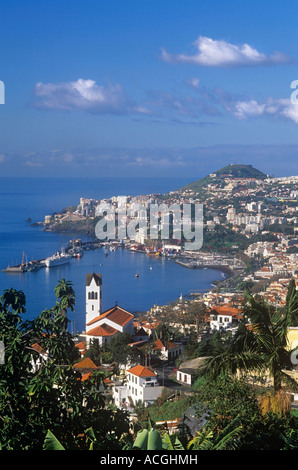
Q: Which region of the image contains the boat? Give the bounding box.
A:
[135,273,139,278]
[45,251,71,268]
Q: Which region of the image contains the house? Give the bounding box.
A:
[113,364,164,408]
[208,304,242,331]
[176,368,196,386]
[30,342,48,372]
[133,327,149,343]
[152,339,183,361]
[176,357,204,387]
[134,319,160,338]
[75,341,87,357]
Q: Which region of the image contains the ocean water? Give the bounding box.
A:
[0,177,224,333]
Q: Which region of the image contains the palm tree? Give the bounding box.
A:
[197,280,298,393]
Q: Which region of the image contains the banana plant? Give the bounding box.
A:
[43,430,65,450]
[43,427,99,450]
[123,428,185,450]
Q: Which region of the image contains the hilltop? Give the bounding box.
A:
[179,164,267,193]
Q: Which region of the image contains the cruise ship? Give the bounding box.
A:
[45,251,71,268]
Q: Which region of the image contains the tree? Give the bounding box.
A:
[197,280,298,393]
[193,374,298,450]
[0,282,130,450]
[108,333,140,368]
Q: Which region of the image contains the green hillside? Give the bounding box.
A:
[180,164,267,192]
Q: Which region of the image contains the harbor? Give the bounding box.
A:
[2,238,243,278]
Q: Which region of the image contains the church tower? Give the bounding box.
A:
[86,273,102,327]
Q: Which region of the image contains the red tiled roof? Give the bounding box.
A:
[127,364,156,377]
[73,357,98,370]
[210,305,242,318]
[87,304,133,327]
[152,339,179,351]
[87,323,118,337]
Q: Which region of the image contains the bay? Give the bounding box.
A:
[0,176,224,333]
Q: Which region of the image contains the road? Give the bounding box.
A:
[153,360,196,394]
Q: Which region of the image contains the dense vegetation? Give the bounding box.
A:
[1,279,298,450]
[0,281,129,450]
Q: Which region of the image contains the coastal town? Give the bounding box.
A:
[2,163,298,450]
[39,163,298,305]
[20,164,297,435]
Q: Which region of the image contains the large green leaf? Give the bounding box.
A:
[43,430,65,450]
[133,429,149,449]
[147,429,163,450]
[161,432,174,450]
[133,428,163,450]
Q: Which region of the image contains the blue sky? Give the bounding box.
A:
[1,0,298,178]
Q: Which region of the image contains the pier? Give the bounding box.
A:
[1,239,108,273]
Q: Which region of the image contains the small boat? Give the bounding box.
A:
[135,273,139,278]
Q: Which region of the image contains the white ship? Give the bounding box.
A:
[45,251,71,268]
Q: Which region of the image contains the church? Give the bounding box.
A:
[83,273,134,348]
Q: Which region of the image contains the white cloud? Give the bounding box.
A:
[277,98,298,124]
[226,96,298,124]
[161,35,291,67]
[34,78,135,114]
[228,100,266,119]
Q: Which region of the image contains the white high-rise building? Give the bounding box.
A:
[227,207,236,223]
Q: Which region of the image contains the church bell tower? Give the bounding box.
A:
[85,273,102,328]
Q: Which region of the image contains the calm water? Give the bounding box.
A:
[0,177,224,333]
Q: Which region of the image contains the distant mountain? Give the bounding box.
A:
[179,164,267,192]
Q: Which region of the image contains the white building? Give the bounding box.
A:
[226,207,236,223]
[86,304,134,348]
[84,273,134,348]
[209,306,241,331]
[176,368,195,386]
[113,364,164,408]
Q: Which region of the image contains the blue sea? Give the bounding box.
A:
[0,177,224,333]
